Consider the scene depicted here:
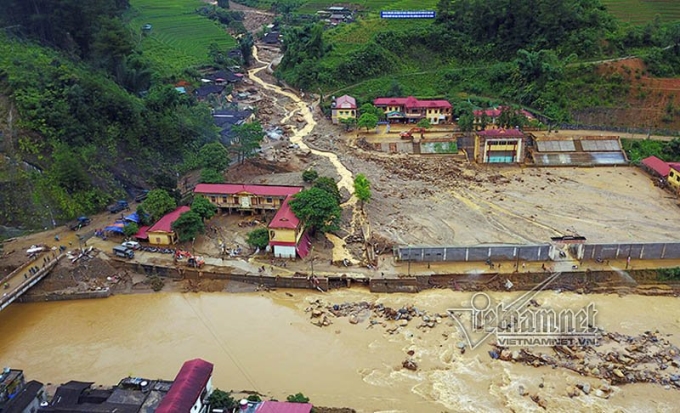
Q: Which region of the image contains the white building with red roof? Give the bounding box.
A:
[194,183,310,259]
[373,96,452,124]
[331,94,357,124]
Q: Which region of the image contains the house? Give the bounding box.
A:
[213,108,254,144]
[473,106,535,128]
[147,206,191,245]
[474,128,526,163]
[156,359,214,413]
[331,95,357,124]
[193,184,309,258]
[194,85,225,100]
[641,156,670,178]
[203,70,242,85]
[38,377,173,412]
[668,163,680,193]
[1,368,26,409]
[3,380,44,413]
[262,32,281,45]
[373,96,452,124]
[268,196,312,259]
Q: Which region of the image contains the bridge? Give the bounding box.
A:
[0,252,63,312]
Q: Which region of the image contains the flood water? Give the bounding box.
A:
[1,289,680,412]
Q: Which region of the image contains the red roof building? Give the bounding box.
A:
[473,106,535,126]
[156,359,214,413]
[331,95,357,124]
[193,183,307,259]
[641,156,670,177]
[373,96,452,124]
[147,206,191,245]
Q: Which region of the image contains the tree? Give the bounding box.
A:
[359,103,381,117]
[357,113,378,131]
[199,142,230,171]
[340,117,357,131]
[217,0,229,8]
[123,222,139,238]
[289,188,342,234]
[302,169,319,183]
[142,189,177,222]
[136,206,152,226]
[171,210,205,242]
[458,112,474,132]
[208,389,236,410]
[313,176,342,203]
[191,196,217,221]
[246,228,270,249]
[199,168,225,184]
[353,174,371,209]
[231,121,264,163]
[417,118,432,129]
[287,393,310,403]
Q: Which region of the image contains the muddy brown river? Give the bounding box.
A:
[1,289,679,412]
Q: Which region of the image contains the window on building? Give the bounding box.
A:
[155,237,161,244]
[210,196,216,202]
[671,171,675,178]
[266,197,273,203]
[222,196,228,203]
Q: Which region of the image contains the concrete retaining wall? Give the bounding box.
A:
[369,278,419,293]
[18,289,111,303]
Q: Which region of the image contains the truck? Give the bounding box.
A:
[67,216,91,231]
[108,200,129,214]
[112,245,134,259]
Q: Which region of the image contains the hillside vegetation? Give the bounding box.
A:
[0,0,237,230]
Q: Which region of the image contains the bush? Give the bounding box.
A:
[246,228,270,249]
[287,392,310,403]
[302,169,318,183]
[148,275,165,291]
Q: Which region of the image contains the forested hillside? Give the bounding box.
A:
[274,0,680,124]
[0,0,227,231]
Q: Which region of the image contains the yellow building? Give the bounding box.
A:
[668,163,680,192]
[474,128,526,163]
[147,206,190,245]
[331,95,357,125]
[194,183,311,258]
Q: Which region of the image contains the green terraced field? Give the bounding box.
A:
[601,0,680,24]
[127,0,236,75]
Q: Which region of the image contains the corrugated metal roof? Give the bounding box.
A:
[195,183,302,197]
[581,139,621,151]
[641,156,670,176]
[268,196,299,229]
[533,152,627,166]
[536,140,576,152]
[148,206,191,233]
[477,128,524,138]
[156,359,213,413]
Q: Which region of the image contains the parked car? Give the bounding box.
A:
[108,200,129,214]
[121,241,141,250]
[67,216,91,231]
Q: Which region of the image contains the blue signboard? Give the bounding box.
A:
[380,10,436,19]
